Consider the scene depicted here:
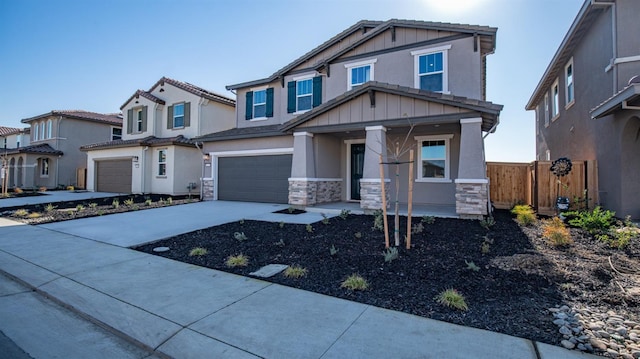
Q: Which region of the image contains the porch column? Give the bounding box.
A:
[360,125,389,212]
[455,117,489,219]
[289,132,317,206]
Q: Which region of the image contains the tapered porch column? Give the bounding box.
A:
[289,132,317,206]
[456,117,489,219]
[360,125,389,212]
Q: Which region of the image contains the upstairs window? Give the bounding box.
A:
[253,90,266,118]
[287,76,322,113]
[412,45,451,93]
[46,119,52,139]
[345,59,376,90]
[3,138,6,148]
[296,79,313,111]
[565,59,574,106]
[136,109,143,132]
[551,79,559,119]
[39,122,45,140]
[415,134,453,182]
[112,127,122,140]
[173,103,184,128]
[33,124,39,141]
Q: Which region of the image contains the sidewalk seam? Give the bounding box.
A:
[318,304,370,358]
[532,340,542,359]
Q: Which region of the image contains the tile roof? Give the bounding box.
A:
[195,125,285,142]
[281,81,503,132]
[21,110,123,126]
[120,90,166,110]
[80,135,194,151]
[0,126,23,136]
[227,19,497,90]
[0,143,63,156]
[150,77,236,107]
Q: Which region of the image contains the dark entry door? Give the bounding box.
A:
[351,143,365,200]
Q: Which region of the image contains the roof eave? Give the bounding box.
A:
[590,84,640,119]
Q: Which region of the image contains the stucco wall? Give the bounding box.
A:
[171,146,201,195]
[85,147,143,192]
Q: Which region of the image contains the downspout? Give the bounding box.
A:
[55,116,62,188]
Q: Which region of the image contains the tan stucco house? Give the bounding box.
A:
[81,77,235,196]
[198,19,503,218]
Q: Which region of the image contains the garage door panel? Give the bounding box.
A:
[96,160,132,193]
[218,155,291,204]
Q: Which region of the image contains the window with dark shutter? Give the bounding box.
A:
[184,102,191,127]
[287,81,296,113]
[312,76,322,108]
[141,106,148,132]
[167,105,174,129]
[127,109,133,134]
[245,91,253,120]
[266,88,274,117]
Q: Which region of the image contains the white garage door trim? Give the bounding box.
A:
[210,148,293,201]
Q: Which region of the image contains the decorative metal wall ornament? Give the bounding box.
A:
[550,157,573,212]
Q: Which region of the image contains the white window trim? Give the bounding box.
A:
[135,108,143,133]
[345,58,377,90]
[412,44,451,94]
[111,126,122,140]
[46,119,52,139]
[33,123,39,141]
[39,122,45,141]
[157,149,167,177]
[551,78,560,121]
[565,58,575,109]
[173,103,185,129]
[251,89,268,121]
[414,134,454,183]
[40,158,49,177]
[535,104,540,135]
[294,77,313,114]
[544,93,550,127]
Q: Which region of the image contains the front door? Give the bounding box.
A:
[350,143,365,200]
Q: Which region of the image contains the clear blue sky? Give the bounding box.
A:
[0,0,584,162]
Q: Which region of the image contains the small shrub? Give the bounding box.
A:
[516,212,536,226]
[421,215,435,224]
[436,289,468,311]
[479,216,495,230]
[14,187,23,194]
[541,217,572,247]
[225,254,248,267]
[341,274,369,291]
[88,202,97,209]
[565,206,615,235]
[372,209,384,231]
[27,212,42,219]
[596,227,638,249]
[44,203,57,212]
[284,265,307,278]
[411,222,424,234]
[287,206,295,214]
[354,232,362,239]
[511,204,533,215]
[76,204,85,212]
[306,224,314,233]
[339,209,351,220]
[481,235,493,255]
[158,198,165,205]
[382,247,399,263]
[167,197,173,205]
[66,185,75,191]
[239,219,245,225]
[112,199,120,209]
[189,247,208,256]
[14,209,28,217]
[321,214,330,225]
[123,198,135,207]
[330,244,338,256]
[278,221,285,229]
[97,210,104,216]
[234,232,248,242]
[465,260,480,272]
[144,199,153,206]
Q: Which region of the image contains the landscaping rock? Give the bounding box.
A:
[561,340,576,349]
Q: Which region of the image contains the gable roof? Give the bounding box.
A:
[120,90,166,110]
[80,135,194,151]
[227,19,497,90]
[151,77,236,106]
[0,126,23,136]
[21,110,123,126]
[281,81,503,132]
[526,0,610,110]
[195,124,285,142]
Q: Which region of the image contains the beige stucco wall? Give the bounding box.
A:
[171,146,201,195]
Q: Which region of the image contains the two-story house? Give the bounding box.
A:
[8,111,122,190]
[0,126,30,189]
[81,77,235,196]
[526,0,640,219]
[199,19,503,219]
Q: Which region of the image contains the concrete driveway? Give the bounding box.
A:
[39,200,332,247]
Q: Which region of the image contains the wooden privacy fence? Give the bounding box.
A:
[487,160,598,215]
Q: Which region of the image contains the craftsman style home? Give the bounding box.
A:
[81,77,235,196]
[199,19,503,218]
[2,111,122,190]
[526,0,640,219]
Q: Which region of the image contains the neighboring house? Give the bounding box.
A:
[526,0,640,219]
[0,126,30,188]
[199,19,503,218]
[81,77,235,195]
[3,111,122,190]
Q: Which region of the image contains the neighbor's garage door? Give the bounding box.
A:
[218,155,292,203]
[96,159,132,193]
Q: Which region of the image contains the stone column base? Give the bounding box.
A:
[202,178,214,201]
[288,179,342,207]
[455,179,488,220]
[360,179,389,213]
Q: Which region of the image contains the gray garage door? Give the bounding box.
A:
[96,159,132,193]
[218,155,292,203]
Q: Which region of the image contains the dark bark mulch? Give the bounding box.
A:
[134,209,640,345]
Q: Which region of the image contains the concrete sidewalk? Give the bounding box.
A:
[0,215,597,358]
[0,190,121,209]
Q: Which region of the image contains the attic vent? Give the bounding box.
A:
[629,75,640,85]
